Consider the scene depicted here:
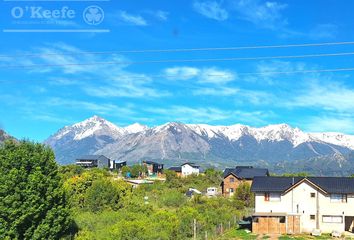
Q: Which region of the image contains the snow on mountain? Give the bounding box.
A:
[52,115,126,141]
[124,123,149,134]
[45,116,149,164]
[51,116,149,142]
[188,123,315,147]
[46,116,354,168]
[250,124,314,147]
[310,132,354,150]
[187,124,250,141]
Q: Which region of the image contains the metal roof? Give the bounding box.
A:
[223,166,269,179]
[143,160,163,165]
[251,176,354,194]
[168,166,182,172]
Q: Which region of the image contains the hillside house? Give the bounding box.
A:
[169,162,200,177]
[221,166,269,197]
[76,155,110,169]
[251,176,354,234]
[114,160,127,171]
[143,161,164,176]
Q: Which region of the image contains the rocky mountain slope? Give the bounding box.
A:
[44,116,148,164]
[0,129,14,143]
[45,116,354,175]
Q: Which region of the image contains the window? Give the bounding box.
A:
[310,193,316,198]
[264,193,281,201]
[310,215,315,220]
[330,194,347,203]
[322,215,343,223]
[279,216,286,223]
[253,217,259,223]
[229,177,235,183]
[269,193,281,202]
[264,193,270,201]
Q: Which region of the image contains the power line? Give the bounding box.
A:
[1,51,354,69]
[1,41,354,58]
[1,67,354,84]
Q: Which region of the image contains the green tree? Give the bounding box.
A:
[130,164,146,178]
[233,182,254,209]
[85,179,131,212]
[281,172,310,177]
[121,165,131,178]
[0,140,73,239]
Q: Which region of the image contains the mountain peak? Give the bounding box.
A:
[124,123,149,134]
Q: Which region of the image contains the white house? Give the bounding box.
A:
[251,176,354,235]
[168,162,200,177]
[181,162,200,176]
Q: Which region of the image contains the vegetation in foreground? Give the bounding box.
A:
[0,140,251,239]
[1,140,353,239]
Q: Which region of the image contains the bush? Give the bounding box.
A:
[85,179,131,212]
[161,189,186,208]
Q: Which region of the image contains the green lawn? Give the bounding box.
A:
[218,228,258,240]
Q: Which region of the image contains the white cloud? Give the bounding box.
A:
[308,23,338,40]
[193,1,229,21]
[13,43,167,99]
[146,105,271,124]
[304,116,354,134]
[155,10,169,21]
[199,67,236,84]
[46,98,136,116]
[164,66,200,80]
[232,0,287,29]
[164,66,236,84]
[290,81,354,112]
[193,87,239,96]
[118,11,148,26]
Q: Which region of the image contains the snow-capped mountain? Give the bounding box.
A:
[310,132,354,150]
[45,115,148,164]
[45,116,354,175]
[187,123,317,147]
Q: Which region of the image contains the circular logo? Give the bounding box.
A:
[83,5,104,25]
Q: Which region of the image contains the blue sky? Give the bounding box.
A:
[1,0,354,141]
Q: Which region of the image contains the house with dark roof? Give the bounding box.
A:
[251,176,354,235]
[143,161,164,177]
[114,160,127,170]
[221,166,269,197]
[168,162,201,177]
[76,155,110,169]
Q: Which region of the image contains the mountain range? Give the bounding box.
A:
[44,116,354,175]
[0,129,13,143]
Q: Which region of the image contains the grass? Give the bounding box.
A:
[218,228,258,240]
[219,230,343,240]
[279,233,334,239]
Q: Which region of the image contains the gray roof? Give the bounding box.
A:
[251,176,354,194]
[223,166,269,179]
[143,160,163,166]
[76,155,109,161]
[168,166,182,172]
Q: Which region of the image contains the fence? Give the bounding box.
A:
[191,214,242,240]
